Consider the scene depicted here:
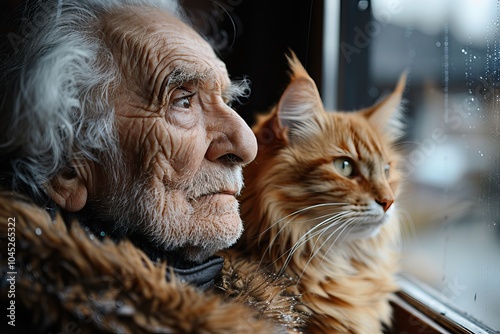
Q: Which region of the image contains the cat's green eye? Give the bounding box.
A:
[334,158,354,177]
[384,164,390,178]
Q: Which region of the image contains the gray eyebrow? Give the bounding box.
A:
[164,69,251,105]
[167,69,208,88]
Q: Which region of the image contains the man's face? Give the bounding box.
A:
[94,8,257,262]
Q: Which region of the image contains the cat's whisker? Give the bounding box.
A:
[259,203,348,247]
[277,211,354,276]
[261,204,350,263]
[393,208,416,243]
[288,211,350,249]
[297,218,357,282]
[314,220,362,271]
[296,212,353,258]
[263,202,350,235]
[276,222,338,264]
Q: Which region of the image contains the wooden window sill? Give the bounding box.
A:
[389,275,498,334]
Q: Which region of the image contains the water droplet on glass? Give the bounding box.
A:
[357,0,369,11]
[116,300,124,308]
[462,48,467,54]
[109,321,118,330]
[368,86,379,98]
[436,41,441,47]
[89,234,95,240]
[35,228,42,236]
[100,231,106,237]
[76,310,85,319]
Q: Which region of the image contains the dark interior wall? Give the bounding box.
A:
[183,0,324,126]
[184,0,376,121]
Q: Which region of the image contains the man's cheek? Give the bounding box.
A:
[168,136,205,176]
[166,106,201,129]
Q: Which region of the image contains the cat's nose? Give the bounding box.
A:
[376,198,394,212]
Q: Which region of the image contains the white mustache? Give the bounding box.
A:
[180,165,243,199]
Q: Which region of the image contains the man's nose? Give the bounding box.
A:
[205,105,257,165]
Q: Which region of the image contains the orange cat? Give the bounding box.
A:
[235,54,406,333]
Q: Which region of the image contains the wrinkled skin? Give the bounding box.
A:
[47,7,257,262]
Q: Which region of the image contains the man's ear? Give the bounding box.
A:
[45,164,88,212]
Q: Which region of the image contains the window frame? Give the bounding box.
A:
[391,275,498,333]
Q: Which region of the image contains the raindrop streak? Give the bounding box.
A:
[440,21,450,301]
[443,23,449,123]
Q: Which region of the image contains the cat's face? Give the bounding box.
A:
[241,54,405,247]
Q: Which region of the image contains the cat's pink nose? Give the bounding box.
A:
[376,198,394,212]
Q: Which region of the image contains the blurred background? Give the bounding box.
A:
[370,0,500,330]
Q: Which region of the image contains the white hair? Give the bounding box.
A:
[0,0,182,200]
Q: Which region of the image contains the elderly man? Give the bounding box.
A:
[0,0,302,332]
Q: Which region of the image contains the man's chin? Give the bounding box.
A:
[182,246,220,263]
[182,222,243,263]
[121,187,244,264]
[181,195,243,262]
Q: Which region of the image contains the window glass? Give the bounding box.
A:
[370,0,500,329]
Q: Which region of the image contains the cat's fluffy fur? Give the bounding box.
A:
[232,53,406,333]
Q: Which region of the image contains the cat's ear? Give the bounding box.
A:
[272,52,324,142]
[363,71,407,140]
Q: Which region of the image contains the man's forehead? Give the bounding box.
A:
[102,7,230,89]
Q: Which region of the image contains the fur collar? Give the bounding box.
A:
[0,191,306,333]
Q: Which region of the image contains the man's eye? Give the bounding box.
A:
[172,96,191,109]
[171,88,196,109]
